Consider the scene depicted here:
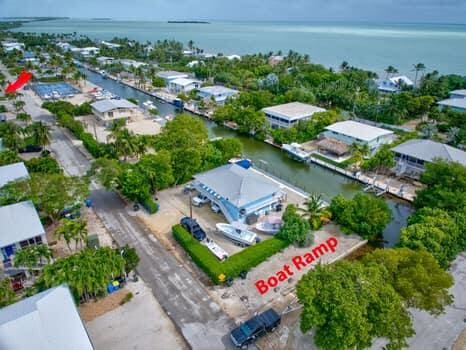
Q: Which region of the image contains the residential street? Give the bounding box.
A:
[12,84,236,349]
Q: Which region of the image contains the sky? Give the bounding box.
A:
[1,0,466,24]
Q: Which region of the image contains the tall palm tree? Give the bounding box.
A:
[3,122,24,151]
[298,193,332,230]
[384,65,398,79]
[350,142,370,165]
[412,62,426,86]
[28,121,51,148]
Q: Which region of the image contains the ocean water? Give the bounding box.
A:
[14,19,466,76]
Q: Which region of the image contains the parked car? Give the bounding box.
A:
[192,194,209,207]
[183,183,196,194]
[230,308,281,348]
[180,217,206,241]
[211,203,221,214]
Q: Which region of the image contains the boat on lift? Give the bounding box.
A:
[216,223,258,246]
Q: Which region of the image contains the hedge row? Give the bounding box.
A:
[141,197,159,214]
[173,224,289,284]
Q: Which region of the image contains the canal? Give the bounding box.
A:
[81,67,414,247]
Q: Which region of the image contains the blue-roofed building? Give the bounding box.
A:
[193,164,284,223]
[0,162,29,188]
[0,284,94,350]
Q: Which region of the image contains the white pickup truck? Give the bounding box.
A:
[192,195,209,207]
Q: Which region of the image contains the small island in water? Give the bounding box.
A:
[168,20,210,24]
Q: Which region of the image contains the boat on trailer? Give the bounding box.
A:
[216,223,258,246]
[255,217,282,235]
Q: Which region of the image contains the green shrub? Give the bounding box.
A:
[0,105,7,113]
[172,224,289,284]
[120,292,133,305]
[140,197,159,214]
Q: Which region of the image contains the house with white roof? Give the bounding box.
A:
[0,162,29,188]
[0,284,94,350]
[119,59,147,70]
[96,56,114,65]
[193,164,284,224]
[156,71,189,85]
[437,98,466,113]
[0,201,46,265]
[226,54,241,61]
[2,42,25,52]
[71,47,100,57]
[91,99,138,126]
[268,55,284,66]
[449,89,466,99]
[198,85,239,104]
[101,40,121,49]
[262,102,326,129]
[321,120,394,154]
[376,75,414,93]
[392,139,466,179]
[168,78,201,94]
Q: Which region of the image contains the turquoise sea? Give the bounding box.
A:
[14,19,466,76]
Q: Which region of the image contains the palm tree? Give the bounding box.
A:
[340,61,349,71]
[27,121,51,148]
[16,112,32,125]
[384,65,398,79]
[55,219,88,252]
[3,122,24,151]
[350,142,370,165]
[13,99,25,113]
[298,193,332,230]
[412,62,426,86]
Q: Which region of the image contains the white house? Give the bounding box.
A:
[321,120,394,154]
[198,85,239,104]
[0,201,46,265]
[376,75,414,93]
[71,47,100,57]
[226,54,241,61]
[96,56,114,65]
[268,55,284,66]
[262,102,326,129]
[0,284,94,350]
[101,40,121,49]
[1,41,25,52]
[0,162,29,188]
[56,42,73,51]
[392,139,466,179]
[119,59,147,70]
[168,78,201,94]
[449,89,466,99]
[156,71,189,85]
[91,99,138,126]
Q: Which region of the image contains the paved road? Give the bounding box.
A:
[13,82,236,349]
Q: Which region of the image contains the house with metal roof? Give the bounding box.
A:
[321,120,394,154]
[198,85,239,104]
[392,139,466,179]
[168,78,201,94]
[437,98,466,113]
[0,201,46,266]
[262,102,326,129]
[91,98,138,126]
[193,164,284,224]
[156,71,189,85]
[376,75,414,93]
[0,284,94,350]
[449,89,466,99]
[0,162,29,188]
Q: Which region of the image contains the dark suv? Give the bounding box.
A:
[230,308,281,348]
[180,217,206,241]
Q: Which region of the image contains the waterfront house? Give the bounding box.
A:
[0,162,29,188]
[198,85,239,105]
[156,71,189,85]
[1,41,25,52]
[392,139,466,179]
[91,99,138,127]
[449,89,466,99]
[262,102,326,129]
[119,59,147,70]
[56,42,73,51]
[168,78,201,94]
[72,47,100,57]
[321,120,394,154]
[96,56,114,65]
[0,201,46,266]
[437,98,466,112]
[226,54,241,61]
[0,284,94,350]
[376,75,414,93]
[193,164,284,224]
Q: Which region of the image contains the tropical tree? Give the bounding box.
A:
[55,219,88,252]
[276,204,311,246]
[299,193,331,230]
[27,121,51,148]
[412,63,426,86]
[384,65,398,79]
[0,279,16,307]
[14,244,53,276]
[16,112,32,124]
[120,245,140,274]
[13,99,25,113]
[349,142,370,165]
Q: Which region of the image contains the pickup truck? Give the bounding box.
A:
[180,217,207,241]
[230,308,281,348]
[191,195,209,207]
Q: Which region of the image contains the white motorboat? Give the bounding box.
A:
[216,223,258,246]
[255,217,282,235]
[202,238,229,261]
